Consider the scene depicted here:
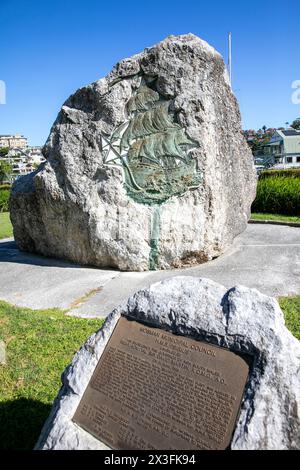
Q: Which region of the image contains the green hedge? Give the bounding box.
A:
[0,184,11,213]
[252,176,300,216]
[260,168,300,179]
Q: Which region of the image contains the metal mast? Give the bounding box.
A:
[228,32,232,87]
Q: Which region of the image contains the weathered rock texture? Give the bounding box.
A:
[10,34,256,271]
[36,277,300,450]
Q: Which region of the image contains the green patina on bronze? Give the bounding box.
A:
[149,205,161,270]
[102,77,202,269]
[102,78,201,204]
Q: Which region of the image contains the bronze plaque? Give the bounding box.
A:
[73,316,249,450]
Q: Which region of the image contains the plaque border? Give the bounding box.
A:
[72,314,252,450]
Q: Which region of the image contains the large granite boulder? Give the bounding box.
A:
[35,277,300,450]
[10,34,256,271]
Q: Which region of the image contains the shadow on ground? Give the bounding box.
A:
[0,398,51,449]
[0,240,117,271]
[0,240,85,269]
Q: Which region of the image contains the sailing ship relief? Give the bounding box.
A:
[101,79,201,204]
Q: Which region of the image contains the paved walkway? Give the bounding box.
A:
[0,224,299,318]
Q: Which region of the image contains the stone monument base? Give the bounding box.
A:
[35,277,300,450]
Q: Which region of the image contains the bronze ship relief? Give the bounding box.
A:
[101,78,201,205]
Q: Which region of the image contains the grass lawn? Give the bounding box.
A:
[278,296,300,340]
[251,212,300,223]
[0,301,103,450]
[0,212,13,239]
[0,296,299,450]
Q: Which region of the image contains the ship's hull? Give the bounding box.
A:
[124,159,201,204]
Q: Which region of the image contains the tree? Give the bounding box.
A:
[291,118,300,130]
[0,147,9,157]
[0,160,13,183]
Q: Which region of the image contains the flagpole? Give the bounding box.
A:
[228,32,232,87]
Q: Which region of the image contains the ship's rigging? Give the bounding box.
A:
[102,80,201,204]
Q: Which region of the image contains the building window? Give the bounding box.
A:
[286,157,293,163]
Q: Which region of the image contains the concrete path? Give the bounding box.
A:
[0,223,299,318]
[0,239,117,310]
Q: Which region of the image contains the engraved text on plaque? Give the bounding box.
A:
[73,316,249,450]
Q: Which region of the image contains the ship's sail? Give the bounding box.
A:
[127,128,195,165]
[127,86,159,113]
[121,103,179,149]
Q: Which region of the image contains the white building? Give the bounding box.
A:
[0,134,28,149]
[1,146,45,182]
[267,128,300,168]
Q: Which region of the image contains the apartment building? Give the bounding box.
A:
[0,134,28,149]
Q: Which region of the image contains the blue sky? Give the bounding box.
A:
[0,0,299,145]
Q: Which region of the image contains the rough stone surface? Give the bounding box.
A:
[10,34,256,271]
[36,277,300,450]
